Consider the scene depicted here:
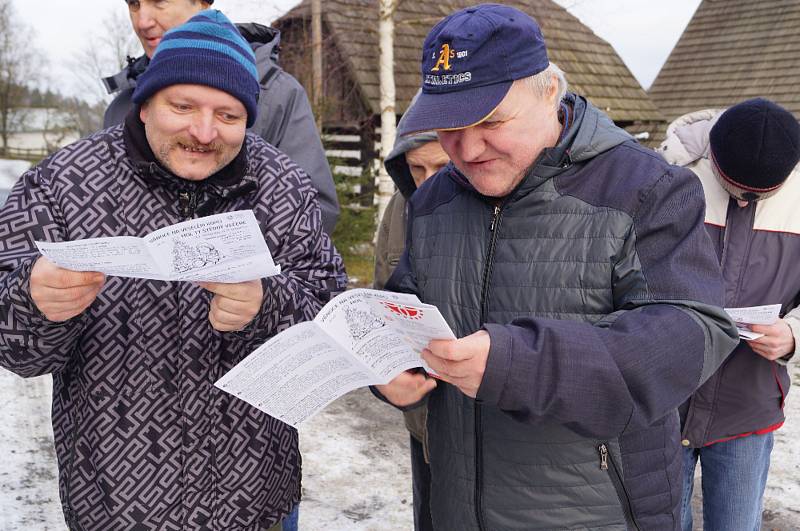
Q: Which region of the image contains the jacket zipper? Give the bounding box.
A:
[474,203,503,531]
[598,443,641,530]
[719,199,756,307]
[178,190,199,219]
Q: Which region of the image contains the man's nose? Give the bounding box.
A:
[188,113,219,145]
[453,127,485,162]
[134,5,157,31]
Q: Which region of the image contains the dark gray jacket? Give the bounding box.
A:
[660,109,799,447]
[388,94,738,530]
[103,23,340,235]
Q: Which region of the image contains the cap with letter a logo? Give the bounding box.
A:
[397,3,549,136]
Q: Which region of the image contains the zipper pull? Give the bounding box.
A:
[178,191,197,219]
[489,204,501,231]
[599,444,609,470]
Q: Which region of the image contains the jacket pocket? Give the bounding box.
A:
[598,443,641,531]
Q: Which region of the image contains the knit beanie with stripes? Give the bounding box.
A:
[132,10,259,127]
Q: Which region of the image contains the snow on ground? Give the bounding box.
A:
[0,373,63,530]
[297,389,413,530]
[0,366,798,530]
[0,159,29,205]
[0,159,29,188]
[760,362,800,528]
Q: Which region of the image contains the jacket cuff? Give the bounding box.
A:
[14,257,78,329]
[476,323,513,406]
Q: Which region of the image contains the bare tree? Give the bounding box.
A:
[375,0,400,227]
[67,7,141,132]
[72,7,141,103]
[0,0,43,151]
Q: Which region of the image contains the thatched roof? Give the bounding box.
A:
[276,0,663,125]
[650,0,800,121]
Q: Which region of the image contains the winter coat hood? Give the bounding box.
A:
[659,108,724,167]
[384,131,439,199]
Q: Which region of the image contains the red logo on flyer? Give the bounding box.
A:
[382,302,423,320]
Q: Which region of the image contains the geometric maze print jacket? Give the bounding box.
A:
[0,123,346,530]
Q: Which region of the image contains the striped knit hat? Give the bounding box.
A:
[132,10,259,127]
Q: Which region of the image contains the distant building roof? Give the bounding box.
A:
[650,0,800,121]
[276,0,664,124]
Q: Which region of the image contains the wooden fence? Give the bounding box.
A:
[0,146,50,163]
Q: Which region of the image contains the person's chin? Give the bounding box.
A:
[170,160,216,182]
[464,170,510,197]
[144,38,161,56]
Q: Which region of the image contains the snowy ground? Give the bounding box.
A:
[1,366,798,530]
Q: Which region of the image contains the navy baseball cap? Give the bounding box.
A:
[397,4,549,136]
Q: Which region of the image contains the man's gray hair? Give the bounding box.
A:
[520,63,568,111]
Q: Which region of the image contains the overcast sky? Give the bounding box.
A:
[13,0,701,99]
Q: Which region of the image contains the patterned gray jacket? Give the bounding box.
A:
[0,120,346,530]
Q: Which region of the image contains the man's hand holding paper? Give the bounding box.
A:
[378,330,491,404]
[198,279,264,332]
[30,257,105,322]
[423,330,490,399]
[725,304,795,361]
[375,370,437,408]
[748,320,795,361]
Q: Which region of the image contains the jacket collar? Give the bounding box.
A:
[102,55,150,95]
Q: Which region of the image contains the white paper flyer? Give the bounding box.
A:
[215,288,455,427]
[35,210,280,283]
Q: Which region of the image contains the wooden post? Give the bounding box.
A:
[311,0,323,132]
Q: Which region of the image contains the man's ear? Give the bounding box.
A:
[546,73,559,106]
[139,101,149,124]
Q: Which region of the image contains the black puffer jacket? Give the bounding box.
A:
[388,94,738,530]
[0,117,346,530]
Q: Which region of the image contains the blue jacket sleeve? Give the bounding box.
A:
[253,70,340,235]
[0,168,87,377]
[476,168,739,439]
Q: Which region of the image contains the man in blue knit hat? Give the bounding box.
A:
[373,4,738,529]
[105,0,340,235]
[0,10,345,530]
